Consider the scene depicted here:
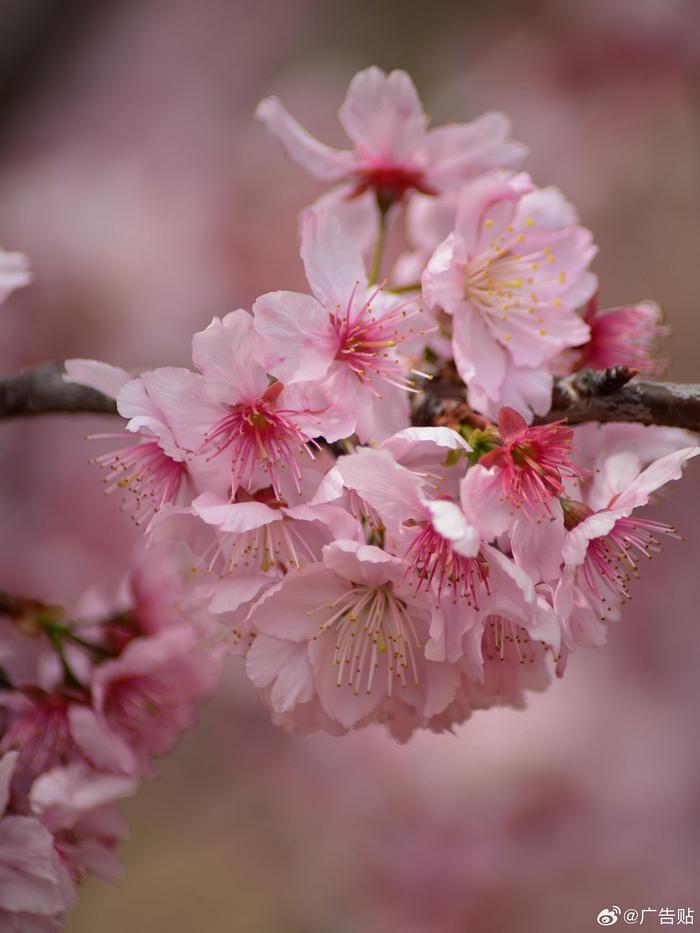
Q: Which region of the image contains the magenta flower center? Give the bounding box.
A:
[349,163,434,205]
[582,516,678,609]
[92,434,187,526]
[404,522,489,606]
[482,421,580,518]
[201,389,316,499]
[332,287,427,397]
[0,695,80,783]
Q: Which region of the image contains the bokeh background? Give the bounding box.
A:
[2,1,700,930]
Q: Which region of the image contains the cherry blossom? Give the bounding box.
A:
[422,172,597,420]
[245,540,462,739]
[256,66,526,244]
[254,210,421,441]
[3,64,700,928]
[560,294,668,375]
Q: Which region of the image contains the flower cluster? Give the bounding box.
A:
[65,68,697,745]
[0,549,217,930]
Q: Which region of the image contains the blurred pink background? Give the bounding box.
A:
[1,1,700,930]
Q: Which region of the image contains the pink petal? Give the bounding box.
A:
[425,113,528,190]
[322,539,401,589]
[192,310,268,405]
[510,502,565,583]
[192,492,280,534]
[0,752,17,816]
[253,290,336,384]
[64,359,131,399]
[335,447,426,527]
[255,96,355,181]
[300,210,366,312]
[613,446,700,513]
[338,67,426,163]
[422,233,465,315]
[247,565,349,641]
[308,635,384,729]
[0,248,31,302]
[423,499,480,557]
[453,308,506,400]
[246,635,315,713]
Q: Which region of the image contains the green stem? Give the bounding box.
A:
[63,630,112,659]
[387,281,421,294]
[46,626,84,691]
[368,204,389,286]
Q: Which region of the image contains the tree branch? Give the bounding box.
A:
[412,366,700,434]
[1,361,700,433]
[0,362,117,418]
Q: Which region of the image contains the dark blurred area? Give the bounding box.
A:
[1,1,699,930]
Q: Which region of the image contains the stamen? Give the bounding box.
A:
[403,522,489,606]
[310,583,422,698]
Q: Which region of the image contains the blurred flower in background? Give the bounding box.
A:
[1,0,699,930]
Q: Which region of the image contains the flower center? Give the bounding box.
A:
[331,286,427,397]
[104,676,171,746]
[193,518,319,576]
[201,388,317,499]
[306,584,422,697]
[404,522,489,606]
[483,615,540,666]
[91,434,187,526]
[463,222,562,343]
[482,422,581,519]
[582,516,678,610]
[349,164,435,207]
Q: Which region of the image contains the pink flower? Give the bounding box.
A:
[29,763,137,885]
[422,173,597,420]
[479,408,581,518]
[245,540,461,739]
[0,689,134,797]
[0,248,30,304]
[90,626,218,775]
[184,309,336,500]
[191,486,360,575]
[147,503,281,649]
[66,361,227,526]
[460,407,582,581]
[0,751,77,931]
[254,211,421,442]
[560,446,699,637]
[463,606,556,710]
[426,544,546,668]
[333,445,482,602]
[560,423,696,518]
[562,294,668,375]
[256,67,526,213]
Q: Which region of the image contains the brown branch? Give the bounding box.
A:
[412,366,700,434]
[1,361,700,433]
[0,361,117,418]
[544,367,700,431]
